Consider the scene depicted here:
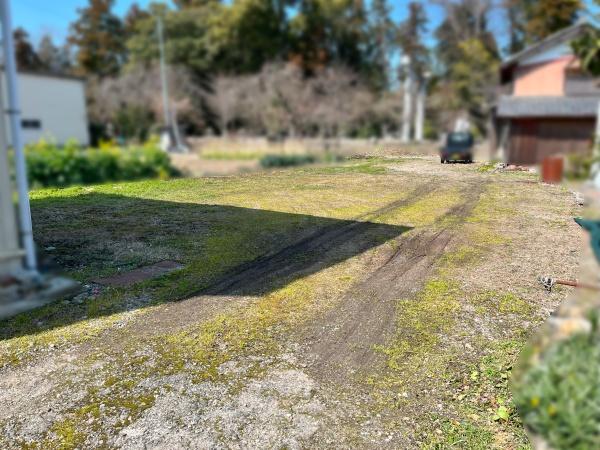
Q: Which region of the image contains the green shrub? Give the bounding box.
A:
[24,139,178,188]
[513,328,600,449]
[259,153,316,168]
[565,153,597,180]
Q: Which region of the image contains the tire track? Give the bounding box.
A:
[201,182,437,296]
[303,180,488,382]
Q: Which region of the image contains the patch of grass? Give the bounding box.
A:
[46,417,86,449]
[376,279,461,376]
[154,270,349,381]
[467,184,516,225]
[0,312,126,369]
[37,388,157,448]
[443,338,530,449]
[477,162,497,173]
[470,291,534,317]
[306,158,388,175]
[4,162,415,369]
[260,153,316,168]
[424,419,495,449]
[380,188,463,227]
[440,246,481,269]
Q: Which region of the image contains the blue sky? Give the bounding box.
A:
[11,0,600,48]
[12,0,169,42]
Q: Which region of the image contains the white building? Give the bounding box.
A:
[0,73,85,312]
[3,70,89,146]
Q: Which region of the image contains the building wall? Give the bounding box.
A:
[513,56,576,97]
[3,73,89,146]
[507,118,595,165]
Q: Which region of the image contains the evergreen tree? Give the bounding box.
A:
[503,0,529,54]
[289,0,371,77]
[523,0,582,42]
[397,2,429,77]
[572,0,600,75]
[127,1,292,76]
[434,0,498,74]
[433,0,499,134]
[173,0,222,9]
[13,28,41,71]
[369,0,396,90]
[68,0,126,77]
[503,0,582,54]
[124,3,150,38]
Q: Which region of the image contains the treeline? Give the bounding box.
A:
[16,0,589,141]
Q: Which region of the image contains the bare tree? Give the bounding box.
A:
[88,64,209,139]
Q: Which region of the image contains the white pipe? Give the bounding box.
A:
[401,56,412,144]
[156,16,170,129]
[414,79,426,142]
[0,0,37,272]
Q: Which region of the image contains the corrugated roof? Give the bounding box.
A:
[496,96,600,118]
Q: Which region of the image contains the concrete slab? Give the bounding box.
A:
[93,261,184,288]
[0,276,80,320]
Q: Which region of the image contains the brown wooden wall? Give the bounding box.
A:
[508,118,595,165]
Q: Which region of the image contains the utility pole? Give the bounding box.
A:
[401,55,413,144]
[156,15,186,153]
[0,0,37,272]
[156,15,170,131]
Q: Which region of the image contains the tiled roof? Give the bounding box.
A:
[496,96,600,118]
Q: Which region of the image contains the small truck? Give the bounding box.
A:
[440,132,474,164]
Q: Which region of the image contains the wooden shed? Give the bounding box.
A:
[494,97,597,165]
[492,22,600,165]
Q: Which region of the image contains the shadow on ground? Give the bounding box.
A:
[0,192,410,340]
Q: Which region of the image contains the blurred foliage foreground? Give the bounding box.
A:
[513,310,600,449]
[23,139,178,188]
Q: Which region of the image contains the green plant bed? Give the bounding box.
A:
[24,139,178,188]
[513,329,600,449]
[259,153,316,168]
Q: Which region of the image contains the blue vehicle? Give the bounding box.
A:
[440,132,474,164]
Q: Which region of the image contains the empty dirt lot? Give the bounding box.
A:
[0,156,583,448]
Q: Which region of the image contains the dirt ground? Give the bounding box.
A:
[170,154,260,177]
[0,156,584,449]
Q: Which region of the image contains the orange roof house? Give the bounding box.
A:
[492,22,600,165]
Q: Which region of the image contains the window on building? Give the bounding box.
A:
[21,119,41,129]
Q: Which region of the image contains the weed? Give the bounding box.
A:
[424,419,494,449]
[513,332,600,450]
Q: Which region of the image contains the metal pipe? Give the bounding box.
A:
[156,16,170,129]
[401,55,412,144]
[539,276,600,293]
[0,0,37,272]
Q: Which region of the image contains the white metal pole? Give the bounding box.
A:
[0,0,37,272]
[401,56,412,144]
[156,16,170,129]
